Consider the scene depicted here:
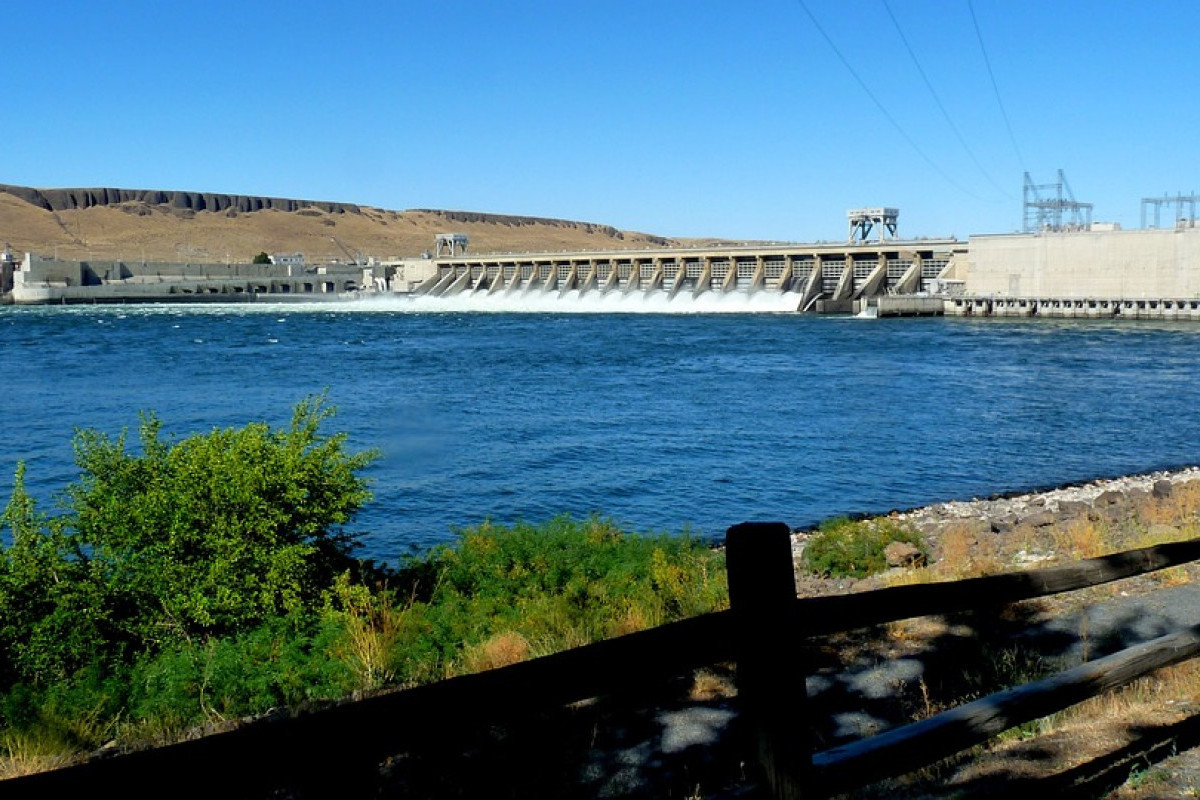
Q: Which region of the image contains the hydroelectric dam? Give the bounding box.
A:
[12,203,1200,318]
[405,234,963,315]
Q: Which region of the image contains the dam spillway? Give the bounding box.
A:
[13,226,1200,319]
[409,239,962,313]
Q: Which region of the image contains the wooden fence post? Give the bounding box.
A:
[726,521,811,800]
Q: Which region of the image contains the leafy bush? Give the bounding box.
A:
[0,395,377,684]
[802,516,927,579]
[389,516,728,675]
[0,412,730,769]
[125,614,353,725]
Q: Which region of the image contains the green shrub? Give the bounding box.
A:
[0,411,732,766]
[802,516,927,579]
[391,516,728,671]
[126,614,353,725]
[0,395,378,685]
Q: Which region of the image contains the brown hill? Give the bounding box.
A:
[0,184,680,263]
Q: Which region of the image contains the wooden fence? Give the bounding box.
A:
[7,522,1200,798]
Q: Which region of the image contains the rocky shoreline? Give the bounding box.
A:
[898,465,1200,533]
[790,466,1200,576]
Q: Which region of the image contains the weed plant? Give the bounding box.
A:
[379,516,728,679]
[802,516,927,579]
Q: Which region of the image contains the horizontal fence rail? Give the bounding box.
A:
[793,538,1200,635]
[4,611,738,798]
[729,524,1200,798]
[6,522,1200,798]
[814,624,1200,793]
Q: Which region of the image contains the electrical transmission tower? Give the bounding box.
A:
[1140,193,1199,229]
[1022,170,1093,233]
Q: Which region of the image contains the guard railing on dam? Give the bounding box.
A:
[9,523,1200,798]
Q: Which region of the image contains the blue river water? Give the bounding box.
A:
[2,300,1200,562]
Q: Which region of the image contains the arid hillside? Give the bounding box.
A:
[0,184,681,263]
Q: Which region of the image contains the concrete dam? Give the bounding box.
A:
[10,213,1200,319]
[407,238,961,315]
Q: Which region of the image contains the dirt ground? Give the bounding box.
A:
[791,468,1200,799]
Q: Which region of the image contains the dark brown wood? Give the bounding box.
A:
[727,521,811,800]
[795,538,1200,635]
[813,624,1200,793]
[1,609,738,798]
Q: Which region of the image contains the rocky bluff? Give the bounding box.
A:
[0,184,363,215]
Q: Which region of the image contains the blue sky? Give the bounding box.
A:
[4,1,1197,241]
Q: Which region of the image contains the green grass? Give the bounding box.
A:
[0,515,728,768]
[801,516,927,579]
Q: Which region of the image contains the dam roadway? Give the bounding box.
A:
[408,239,964,313]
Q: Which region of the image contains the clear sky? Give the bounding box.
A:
[4,1,1197,242]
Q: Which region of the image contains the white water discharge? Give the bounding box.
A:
[17,290,806,316]
[365,289,806,314]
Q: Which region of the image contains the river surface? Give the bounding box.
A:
[3,298,1200,562]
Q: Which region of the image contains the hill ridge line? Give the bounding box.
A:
[0,184,662,239]
[0,183,363,216]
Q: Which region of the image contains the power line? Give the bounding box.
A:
[967,0,1026,173]
[794,0,983,200]
[882,0,1011,200]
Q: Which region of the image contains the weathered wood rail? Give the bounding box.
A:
[7,523,1200,798]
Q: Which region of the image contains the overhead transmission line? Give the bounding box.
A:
[967,0,1026,173]
[794,0,982,200]
[881,0,1011,200]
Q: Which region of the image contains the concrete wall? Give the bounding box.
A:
[386,258,438,292]
[965,228,1200,298]
[11,255,368,304]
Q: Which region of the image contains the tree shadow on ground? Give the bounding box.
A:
[259,582,1200,798]
[372,668,751,799]
[867,711,1200,798]
[812,584,1200,798]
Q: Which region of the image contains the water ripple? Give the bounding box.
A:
[3,307,1200,561]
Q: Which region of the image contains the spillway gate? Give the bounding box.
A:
[413,240,962,311]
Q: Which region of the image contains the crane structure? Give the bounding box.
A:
[1022,170,1093,233]
[330,236,364,266]
[435,233,469,257]
[846,208,899,243]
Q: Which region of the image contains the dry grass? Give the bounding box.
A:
[0,730,75,779]
[865,482,1200,797]
[887,480,1200,593]
[608,605,651,638]
[329,575,409,690]
[688,669,736,702]
[1052,517,1110,560]
[935,524,978,578]
[946,661,1200,796]
[341,603,406,690]
[1136,480,1200,529]
[0,191,680,264]
[460,631,531,673]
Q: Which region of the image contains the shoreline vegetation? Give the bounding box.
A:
[2,400,1199,795]
[0,398,728,778]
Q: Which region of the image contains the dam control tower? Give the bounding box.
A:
[847,207,899,242]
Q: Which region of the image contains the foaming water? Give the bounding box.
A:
[374,289,805,314]
[4,307,1200,562]
[7,290,805,316]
